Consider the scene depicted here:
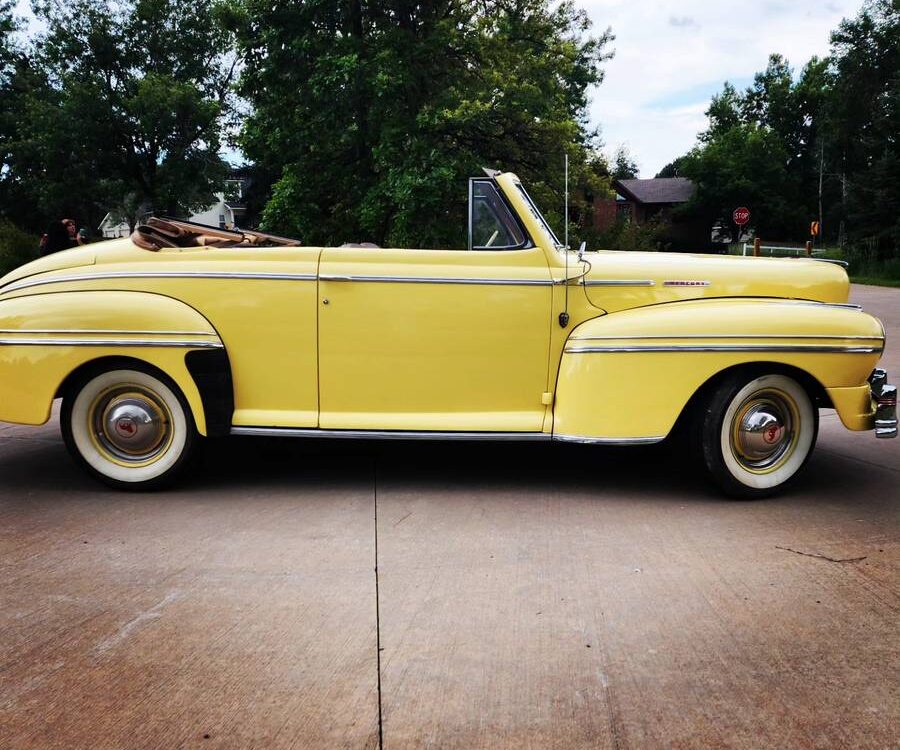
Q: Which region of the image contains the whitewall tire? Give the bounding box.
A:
[694,372,818,499]
[62,366,197,490]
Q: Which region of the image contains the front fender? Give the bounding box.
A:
[553,298,885,441]
[0,291,224,433]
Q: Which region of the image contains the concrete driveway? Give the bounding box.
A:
[1,285,897,749]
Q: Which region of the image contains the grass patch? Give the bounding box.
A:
[849,276,900,288]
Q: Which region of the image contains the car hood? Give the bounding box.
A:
[578,250,850,312]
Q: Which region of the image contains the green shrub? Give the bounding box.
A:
[0,221,39,277]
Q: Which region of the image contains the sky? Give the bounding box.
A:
[580,0,863,176]
[14,0,863,177]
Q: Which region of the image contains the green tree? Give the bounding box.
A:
[232,0,613,248]
[12,0,238,230]
[655,157,686,178]
[0,1,35,227]
[828,0,900,257]
[678,125,797,242]
[610,145,638,179]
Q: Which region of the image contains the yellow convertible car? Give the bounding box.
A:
[0,171,895,496]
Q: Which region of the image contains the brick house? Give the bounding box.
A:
[588,177,709,250]
[590,177,696,231]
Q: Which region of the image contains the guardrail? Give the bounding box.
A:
[742,239,821,257]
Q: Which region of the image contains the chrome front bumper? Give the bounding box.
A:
[870,369,898,439]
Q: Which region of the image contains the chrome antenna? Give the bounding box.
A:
[559,153,570,328]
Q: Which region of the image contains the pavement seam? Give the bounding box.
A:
[374,457,385,750]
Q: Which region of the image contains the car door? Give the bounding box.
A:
[317,179,553,433]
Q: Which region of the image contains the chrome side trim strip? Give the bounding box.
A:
[564,344,882,354]
[231,427,552,441]
[319,274,553,286]
[0,338,223,349]
[570,334,885,342]
[0,328,217,336]
[809,258,850,267]
[788,301,863,310]
[582,279,655,287]
[2,271,318,293]
[553,434,665,445]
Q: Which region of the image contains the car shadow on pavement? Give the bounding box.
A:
[0,427,892,511]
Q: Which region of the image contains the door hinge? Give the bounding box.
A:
[541,392,553,406]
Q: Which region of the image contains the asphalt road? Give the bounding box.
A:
[1,285,897,750]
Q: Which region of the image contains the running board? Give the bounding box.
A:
[230,426,664,445]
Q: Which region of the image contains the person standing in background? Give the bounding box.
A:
[41,220,77,256]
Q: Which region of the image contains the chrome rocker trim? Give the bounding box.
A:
[230,427,664,445]
[552,434,665,445]
[232,427,553,440]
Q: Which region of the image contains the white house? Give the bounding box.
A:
[98,180,247,239]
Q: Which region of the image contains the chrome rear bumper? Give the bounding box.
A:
[870,369,898,439]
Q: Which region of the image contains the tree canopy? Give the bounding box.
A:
[673,0,900,258]
[230,0,613,248]
[2,0,238,233]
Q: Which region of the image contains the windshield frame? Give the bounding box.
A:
[514,183,564,250]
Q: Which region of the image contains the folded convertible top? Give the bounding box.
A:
[131,216,302,251]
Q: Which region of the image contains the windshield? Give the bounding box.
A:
[515,183,563,249]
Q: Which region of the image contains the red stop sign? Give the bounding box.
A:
[733,206,750,226]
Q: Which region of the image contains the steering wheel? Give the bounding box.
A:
[485,230,499,248]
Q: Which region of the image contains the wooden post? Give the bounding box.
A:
[805,241,813,257]
[753,237,761,257]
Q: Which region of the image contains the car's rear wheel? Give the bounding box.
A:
[62,365,196,490]
[694,372,817,499]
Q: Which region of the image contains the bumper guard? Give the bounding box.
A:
[869,368,898,439]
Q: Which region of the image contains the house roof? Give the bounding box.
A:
[614,177,695,205]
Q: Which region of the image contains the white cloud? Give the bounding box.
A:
[581,0,863,176]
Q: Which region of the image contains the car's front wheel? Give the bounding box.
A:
[694,371,818,499]
[62,365,197,490]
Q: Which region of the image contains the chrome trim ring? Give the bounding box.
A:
[729,390,799,472]
[90,387,173,465]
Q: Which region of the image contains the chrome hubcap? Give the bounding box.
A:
[92,389,171,463]
[731,392,796,471]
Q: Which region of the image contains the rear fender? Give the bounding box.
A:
[0,291,227,434]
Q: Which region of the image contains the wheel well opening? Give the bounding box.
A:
[55,351,234,438]
[55,356,173,401]
[671,362,832,437]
